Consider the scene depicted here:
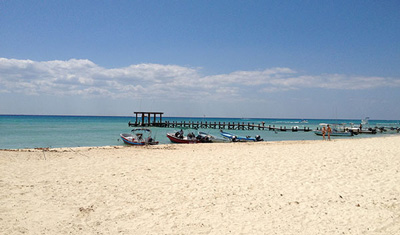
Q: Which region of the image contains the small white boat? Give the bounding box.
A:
[314,130,353,137]
[314,123,353,137]
[198,132,229,143]
[300,119,308,124]
[358,117,377,134]
[120,129,159,145]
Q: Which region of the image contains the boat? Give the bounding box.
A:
[166,131,201,144]
[314,123,354,137]
[314,130,353,137]
[358,117,377,134]
[220,131,264,142]
[300,119,308,124]
[120,128,159,145]
[348,122,376,135]
[198,132,229,143]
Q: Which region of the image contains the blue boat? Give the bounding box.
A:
[220,131,263,142]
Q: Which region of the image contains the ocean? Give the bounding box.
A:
[0,115,399,149]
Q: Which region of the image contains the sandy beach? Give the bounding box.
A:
[1,136,400,234]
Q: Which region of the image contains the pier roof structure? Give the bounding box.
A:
[131,112,164,127]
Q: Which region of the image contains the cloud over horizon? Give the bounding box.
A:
[1,58,399,101]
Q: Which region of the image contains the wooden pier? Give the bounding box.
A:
[158,121,312,132]
[128,112,312,132]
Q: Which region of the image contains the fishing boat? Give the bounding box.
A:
[198,132,229,143]
[314,130,353,137]
[348,122,376,135]
[220,131,263,142]
[166,131,201,144]
[314,124,354,137]
[358,117,377,134]
[120,128,159,145]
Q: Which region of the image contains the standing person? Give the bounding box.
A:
[178,129,184,139]
[322,126,326,140]
[327,125,332,141]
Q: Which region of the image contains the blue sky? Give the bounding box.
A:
[1,0,399,119]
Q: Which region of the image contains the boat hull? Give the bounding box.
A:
[314,131,353,137]
[359,129,377,134]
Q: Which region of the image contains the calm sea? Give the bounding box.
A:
[0,115,399,149]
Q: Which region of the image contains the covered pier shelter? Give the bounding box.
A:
[128,112,165,127]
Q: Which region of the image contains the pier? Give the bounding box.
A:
[127,112,400,133]
[128,112,312,132]
[158,121,312,131]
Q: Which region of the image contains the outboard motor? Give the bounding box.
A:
[255,135,264,141]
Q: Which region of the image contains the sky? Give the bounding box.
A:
[0,0,399,119]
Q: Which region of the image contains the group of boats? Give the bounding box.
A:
[120,129,265,145]
[120,117,397,146]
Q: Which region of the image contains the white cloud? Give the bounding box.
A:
[0,58,399,101]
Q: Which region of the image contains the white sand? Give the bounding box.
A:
[1,136,400,234]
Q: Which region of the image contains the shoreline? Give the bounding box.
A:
[0,133,395,152]
[1,136,400,234]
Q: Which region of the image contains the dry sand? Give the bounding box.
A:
[1,136,400,234]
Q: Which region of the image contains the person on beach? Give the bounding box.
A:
[322,126,326,140]
[327,125,332,140]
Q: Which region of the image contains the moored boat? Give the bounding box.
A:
[198,132,229,143]
[120,128,159,145]
[166,132,201,144]
[220,131,264,142]
[314,130,353,137]
[314,123,354,137]
[357,117,377,134]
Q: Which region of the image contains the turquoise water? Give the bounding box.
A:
[0,115,399,149]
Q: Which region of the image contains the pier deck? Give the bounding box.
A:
[128,120,312,132]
